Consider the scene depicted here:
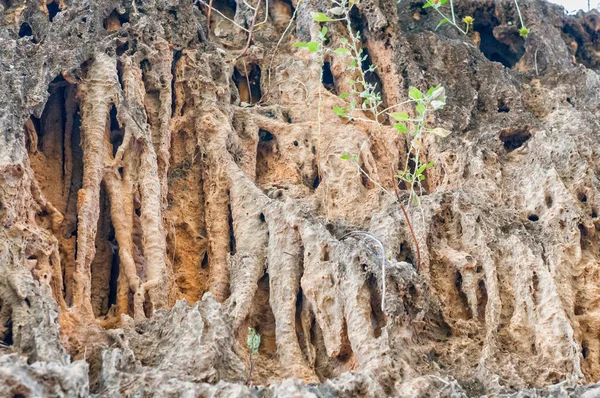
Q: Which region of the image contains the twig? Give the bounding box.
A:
[229,0,262,63]
[391,178,421,273]
[243,61,253,104]
[207,0,214,30]
[246,351,255,385]
[350,153,422,275]
[196,0,250,32]
[400,201,421,272]
[254,0,269,27]
[341,231,387,312]
[265,0,303,91]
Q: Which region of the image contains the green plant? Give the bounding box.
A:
[422,0,529,37]
[512,0,530,38]
[293,0,455,275]
[294,24,328,138]
[246,327,261,385]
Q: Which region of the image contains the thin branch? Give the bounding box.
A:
[196,0,250,32]
[341,231,387,312]
[229,0,262,63]
[207,0,214,30]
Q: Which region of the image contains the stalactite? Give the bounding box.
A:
[72,53,118,318]
[119,57,169,312]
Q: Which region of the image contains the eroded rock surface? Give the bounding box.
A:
[1,0,600,396]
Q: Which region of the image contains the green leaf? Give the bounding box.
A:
[334,48,351,56]
[435,18,449,30]
[307,41,319,52]
[411,192,420,207]
[321,26,328,36]
[408,86,423,100]
[340,154,352,160]
[426,85,438,97]
[247,328,261,355]
[415,161,435,176]
[339,93,349,99]
[312,12,332,22]
[394,123,408,133]
[294,42,309,48]
[416,103,426,115]
[422,0,433,8]
[333,106,347,117]
[390,112,409,121]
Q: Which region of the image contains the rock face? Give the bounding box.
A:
[1,0,600,396]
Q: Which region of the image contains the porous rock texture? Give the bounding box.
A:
[1,0,600,396]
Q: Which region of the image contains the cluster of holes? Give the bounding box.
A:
[17,1,63,41]
[562,14,600,69]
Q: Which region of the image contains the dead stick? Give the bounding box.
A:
[228,0,262,63]
[393,184,422,273]
[246,351,255,385]
[207,0,213,30]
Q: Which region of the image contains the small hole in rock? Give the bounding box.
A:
[312,174,320,189]
[528,214,539,222]
[47,1,60,22]
[499,128,531,152]
[259,213,265,222]
[19,22,33,38]
[116,41,129,56]
[293,140,298,147]
[545,195,553,208]
[258,129,274,142]
[578,192,587,203]
[476,18,525,68]
[103,9,129,31]
[232,64,262,104]
[497,99,510,113]
[322,62,335,93]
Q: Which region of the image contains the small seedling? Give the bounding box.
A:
[246,327,261,385]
